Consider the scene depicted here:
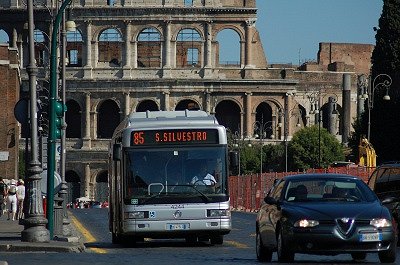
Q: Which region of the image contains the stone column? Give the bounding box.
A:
[163,21,171,68]
[124,92,130,116]
[123,21,132,78]
[162,90,170,111]
[245,92,252,137]
[205,90,211,114]
[205,21,212,67]
[132,40,138,69]
[244,19,256,68]
[84,164,91,198]
[83,92,91,149]
[84,21,93,78]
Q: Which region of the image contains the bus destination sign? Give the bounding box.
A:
[131,129,219,146]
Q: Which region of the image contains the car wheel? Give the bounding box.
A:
[378,245,396,263]
[351,253,367,261]
[256,231,272,262]
[210,235,223,245]
[277,229,294,263]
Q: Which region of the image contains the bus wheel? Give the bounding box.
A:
[210,235,223,245]
[112,232,121,244]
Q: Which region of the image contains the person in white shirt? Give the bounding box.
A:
[7,179,17,221]
[191,163,216,186]
[16,179,25,220]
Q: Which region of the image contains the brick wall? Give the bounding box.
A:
[0,44,20,180]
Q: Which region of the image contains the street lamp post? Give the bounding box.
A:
[47,0,74,239]
[21,0,50,243]
[361,74,392,141]
[253,117,273,175]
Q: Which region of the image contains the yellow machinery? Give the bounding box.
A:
[358,137,376,167]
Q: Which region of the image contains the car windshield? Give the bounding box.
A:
[284,177,377,202]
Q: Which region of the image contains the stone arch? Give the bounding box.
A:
[137,27,162,68]
[175,99,201,110]
[215,28,240,67]
[33,29,49,67]
[95,170,108,202]
[215,100,241,134]
[65,170,81,204]
[136,99,159,112]
[66,99,82,138]
[98,27,123,67]
[97,99,121,138]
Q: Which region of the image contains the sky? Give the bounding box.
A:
[257,0,383,65]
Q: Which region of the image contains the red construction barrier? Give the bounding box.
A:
[229,166,375,212]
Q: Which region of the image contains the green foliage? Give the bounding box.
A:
[370,0,400,162]
[288,126,345,171]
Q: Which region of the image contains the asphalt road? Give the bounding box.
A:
[1,208,399,264]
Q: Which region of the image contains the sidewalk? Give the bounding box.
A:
[0,212,85,253]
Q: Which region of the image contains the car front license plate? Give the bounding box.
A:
[359,233,382,242]
[166,223,190,230]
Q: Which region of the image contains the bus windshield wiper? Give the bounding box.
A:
[188,185,212,203]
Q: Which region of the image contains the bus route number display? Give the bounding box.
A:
[131,129,219,146]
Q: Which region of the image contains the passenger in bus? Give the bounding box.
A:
[190,162,216,186]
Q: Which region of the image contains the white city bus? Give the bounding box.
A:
[108,110,233,245]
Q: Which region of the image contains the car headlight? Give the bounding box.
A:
[124,211,147,219]
[207,209,230,217]
[294,219,319,228]
[370,218,392,228]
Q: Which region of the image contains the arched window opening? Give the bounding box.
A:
[98,99,121,139]
[65,170,80,204]
[95,171,108,203]
[216,29,240,67]
[136,100,159,112]
[0,29,9,44]
[175,99,200,111]
[176,29,202,68]
[66,30,83,67]
[34,30,48,67]
[215,100,241,133]
[255,103,273,139]
[66,100,82,138]
[137,28,161,68]
[98,28,123,67]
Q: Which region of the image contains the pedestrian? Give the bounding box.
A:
[16,179,25,220]
[0,177,7,217]
[7,179,17,221]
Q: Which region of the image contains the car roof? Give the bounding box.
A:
[282,173,360,181]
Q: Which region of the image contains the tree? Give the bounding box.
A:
[370,0,400,162]
[288,126,345,171]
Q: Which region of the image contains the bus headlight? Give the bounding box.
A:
[207,209,230,217]
[124,211,147,219]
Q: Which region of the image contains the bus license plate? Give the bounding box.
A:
[167,223,189,230]
[359,233,382,242]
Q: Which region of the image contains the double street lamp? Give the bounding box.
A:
[359,74,392,141]
[253,119,273,175]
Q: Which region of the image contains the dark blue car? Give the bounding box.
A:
[256,174,397,263]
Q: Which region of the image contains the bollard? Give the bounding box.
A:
[53,196,64,237]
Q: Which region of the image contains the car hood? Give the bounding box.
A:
[283,201,386,220]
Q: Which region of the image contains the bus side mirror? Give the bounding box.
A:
[113,143,122,161]
[229,151,239,168]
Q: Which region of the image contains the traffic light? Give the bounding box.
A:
[54,100,67,139]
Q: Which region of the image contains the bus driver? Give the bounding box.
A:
[190,162,216,186]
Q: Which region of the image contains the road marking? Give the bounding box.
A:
[224,240,250,249]
[70,214,107,254]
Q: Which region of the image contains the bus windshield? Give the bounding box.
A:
[124,146,228,204]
